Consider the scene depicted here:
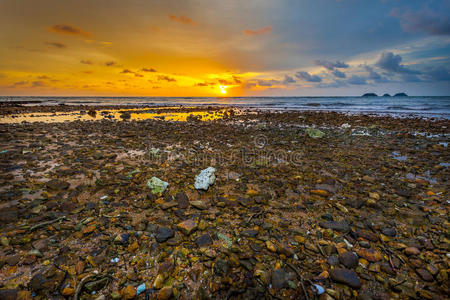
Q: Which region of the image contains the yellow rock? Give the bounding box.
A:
[426,191,435,196]
[310,189,329,197]
[17,291,32,300]
[121,285,136,300]
[294,235,305,244]
[246,189,259,197]
[369,192,380,200]
[127,241,139,252]
[62,287,74,296]
[265,240,277,252]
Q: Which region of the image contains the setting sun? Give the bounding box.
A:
[219,85,227,94]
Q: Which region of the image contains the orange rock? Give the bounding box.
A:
[62,287,74,296]
[82,224,96,235]
[75,261,85,274]
[310,189,329,197]
[246,189,259,197]
[127,241,139,252]
[426,191,435,196]
[356,248,383,262]
[17,291,32,300]
[121,285,136,299]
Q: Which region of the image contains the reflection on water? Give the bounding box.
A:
[0,108,233,124]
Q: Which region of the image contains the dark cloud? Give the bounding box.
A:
[105,61,116,67]
[243,26,272,36]
[31,81,46,87]
[120,69,133,74]
[424,66,450,81]
[314,60,349,70]
[283,75,296,84]
[218,79,233,85]
[157,75,176,82]
[332,69,346,78]
[45,42,66,49]
[195,82,210,87]
[295,71,322,82]
[80,60,93,65]
[141,68,157,72]
[376,52,420,74]
[37,75,50,80]
[168,14,197,25]
[391,8,450,36]
[12,81,28,86]
[47,24,92,38]
[232,76,242,84]
[347,75,366,85]
[363,65,389,83]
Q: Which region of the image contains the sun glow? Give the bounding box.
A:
[219,85,228,94]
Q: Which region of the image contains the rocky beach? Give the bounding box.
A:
[0,105,448,299]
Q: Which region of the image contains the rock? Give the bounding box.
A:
[157,286,173,300]
[271,269,290,289]
[155,227,174,243]
[319,220,350,232]
[161,200,177,210]
[368,192,380,200]
[416,269,433,282]
[6,254,20,266]
[177,219,197,235]
[121,285,136,300]
[327,255,339,266]
[339,251,358,268]
[17,291,32,300]
[45,179,69,190]
[194,167,216,190]
[0,289,17,300]
[404,247,420,256]
[196,234,213,248]
[61,287,74,296]
[381,227,396,237]
[176,192,189,208]
[393,92,408,97]
[147,177,169,194]
[356,248,383,262]
[330,268,361,289]
[114,233,130,244]
[29,273,46,291]
[356,229,379,242]
[214,259,229,275]
[362,93,378,97]
[311,189,329,197]
[305,128,325,138]
[265,240,277,252]
[190,200,208,210]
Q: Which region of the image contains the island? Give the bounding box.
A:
[393,92,408,97]
[361,93,378,97]
[382,93,391,97]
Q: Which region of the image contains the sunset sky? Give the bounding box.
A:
[0,0,449,96]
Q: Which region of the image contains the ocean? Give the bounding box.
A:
[1,96,449,119]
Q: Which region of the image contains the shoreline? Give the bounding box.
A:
[0,105,448,299]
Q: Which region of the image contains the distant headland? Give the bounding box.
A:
[362,93,408,97]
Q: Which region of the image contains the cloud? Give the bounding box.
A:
[332,69,346,78]
[363,65,388,83]
[195,82,210,87]
[80,60,93,65]
[105,61,116,67]
[47,24,92,38]
[314,60,349,70]
[45,41,66,49]
[295,71,322,82]
[12,81,27,86]
[141,68,157,72]
[218,79,233,85]
[120,69,133,74]
[391,8,450,36]
[283,75,296,84]
[168,14,197,25]
[37,75,50,80]
[376,52,420,74]
[243,26,272,36]
[31,81,46,87]
[424,66,450,81]
[157,75,176,82]
[233,76,242,84]
[347,75,366,85]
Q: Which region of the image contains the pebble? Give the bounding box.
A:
[330,268,362,289]
[155,227,174,243]
[177,219,197,235]
[338,251,359,268]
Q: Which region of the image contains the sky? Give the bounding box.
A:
[0,0,449,97]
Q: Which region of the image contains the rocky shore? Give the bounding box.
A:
[0,106,448,299]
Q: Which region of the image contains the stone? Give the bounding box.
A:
[196,234,213,248]
[155,227,174,243]
[190,200,208,210]
[339,251,359,268]
[147,177,169,194]
[416,269,433,282]
[305,128,325,138]
[271,269,290,289]
[62,287,74,296]
[265,241,277,252]
[17,291,32,300]
[356,248,383,262]
[404,247,420,256]
[356,229,379,242]
[45,179,69,190]
[177,219,197,235]
[121,285,136,300]
[0,289,17,300]
[319,220,350,232]
[158,286,173,300]
[381,227,396,237]
[194,167,216,190]
[330,268,361,289]
[176,192,189,208]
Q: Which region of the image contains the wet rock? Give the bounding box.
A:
[177,219,197,235]
[240,229,258,238]
[0,289,17,300]
[190,200,208,210]
[194,167,216,190]
[271,269,290,289]
[157,286,173,300]
[196,233,213,248]
[330,268,361,289]
[121,285,136,300]
[305,128,325,138]
[381,227,396,237]
[176,192,189,209]
[29,273,46,291]
[319,220,350,232]
[114,233,130,244]
[339,251,358,268]
[404,247,420,256]
[155,227,174,243]
[214,259,229,275]
[356,229,379,242]
[45,179,69,190]
[356,248,383,262]
[416,269,433,282]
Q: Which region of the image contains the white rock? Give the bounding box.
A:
[194,167,216,190]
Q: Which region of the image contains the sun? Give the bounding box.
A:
[219,85,227,94]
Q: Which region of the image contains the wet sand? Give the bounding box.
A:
[0,105,448,299]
